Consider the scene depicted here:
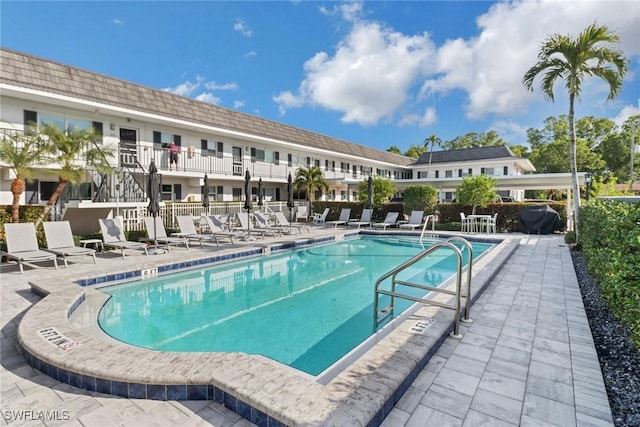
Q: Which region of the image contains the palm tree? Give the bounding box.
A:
[293,166,329,206]
[523,23,628,238]
[0,130,51,223]
[423,134,442,178]
[34,123,114,227]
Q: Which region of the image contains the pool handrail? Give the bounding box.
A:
[373,240,465,338]
[446,236,474,323]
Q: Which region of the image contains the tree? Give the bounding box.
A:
[423,134,442,177]
[293,166,329,202]
[523,23,628,238]
[403,185,438,214]
[34,123,114,227]
[441,131,506,150]
[456,175,499,214]
[0,130,51,223]
[357,176,395,208]
[386,146,402,155]
[404,144,427,159]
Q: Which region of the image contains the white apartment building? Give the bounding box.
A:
[0,48,585,223]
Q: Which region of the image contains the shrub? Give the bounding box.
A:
[564,230,577,244]
[580,200,640,346]
[403,185,438,214]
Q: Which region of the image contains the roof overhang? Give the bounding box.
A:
[394,172,587,191]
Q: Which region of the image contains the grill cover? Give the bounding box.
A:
[518,205,563,234]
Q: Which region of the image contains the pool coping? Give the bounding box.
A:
[17,231,519,427]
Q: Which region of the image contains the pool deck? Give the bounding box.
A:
[0,228,613,426]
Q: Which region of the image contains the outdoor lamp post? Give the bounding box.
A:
[585,173,592,201]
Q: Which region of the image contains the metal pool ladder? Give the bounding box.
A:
[373,237,474,338]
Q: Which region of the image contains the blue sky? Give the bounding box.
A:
[2,1,639,153]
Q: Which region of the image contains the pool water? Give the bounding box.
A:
[98,236,492,375]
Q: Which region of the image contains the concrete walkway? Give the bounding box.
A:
[0,233,613,426]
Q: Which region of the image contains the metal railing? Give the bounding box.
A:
[373,238,472,338]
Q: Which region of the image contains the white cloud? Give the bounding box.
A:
[234,19,253,37]
[489,120,529,146]
[423,1,640,119]
[276,0,639,128]
[398,107,437,127]
[204,81,238,91]
[233,100,246,109]
[162,79,201,97]
[112,18,123,25]
[244,51,257,59]
[613,101,640,127]
[195,93,222,105]
[274,21,435,125]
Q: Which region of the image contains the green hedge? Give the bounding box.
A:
[580,200,640,346]
[435,202,567,233]
[310,201,405,222]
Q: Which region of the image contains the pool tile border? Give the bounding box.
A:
[17,232,517,427]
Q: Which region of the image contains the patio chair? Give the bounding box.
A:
[99,218,149,259]
[43,221,96,267]
[312,208,330,225]
[234,212,273,239]
[459,212,473,233]
[143,217,190,251]
[295,205,308,222]
[348,208,373,228]
[254,213,290,236]
[399,211,424,230]
[174,215,220,247]
[203,215,242,243]
[3,223,58,274]
[325,208,351,228]
[372,212,400,230]
[274,211,310,233]
[481,213,498,234]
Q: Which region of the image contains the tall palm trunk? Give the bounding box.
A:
[10,178,25,223]
[34,179,68,227]
[569,93,580,240]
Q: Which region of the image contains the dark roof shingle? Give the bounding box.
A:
[414,145,519,165]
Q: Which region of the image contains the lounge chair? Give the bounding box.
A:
[99,218,149,258]
[295,206,308,222]
[312,208,330,225]
[274,211,310,233]
[254,213,291,235]
[43,221,96,267]
[348,208,373,228]
[143,217,190,251]
[204,215,243,243]
[399,211,425,230]
[3,223,58,274]
[234,212,272,239]
[372,212,400,230]
[325,208,351,228]
[174,215,220,247]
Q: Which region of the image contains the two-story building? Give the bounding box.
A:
[0,48,585,228]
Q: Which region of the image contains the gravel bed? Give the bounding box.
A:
[571,250,640,427]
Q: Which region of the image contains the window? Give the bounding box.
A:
[503,166,508,175]
[435,170,440,179]
[331,161,335,172]
[468,168,473,176]
[445,192,454,201]
[458,169,463,178]
[341,190,347,200]
[251,148,279,164]
[232,188,242,201]
[445,170,453,178]
[341,162,349,173]
[314,159,320,168]
[153,131,181,149]
[201,139,217,156]
[24,110,103,143]
[483,167,494,175]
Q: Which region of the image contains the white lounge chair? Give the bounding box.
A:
[203,215,244,243]
[43,221,96,267]
[372,212,400,230]
[254,212,293,235]
[235,212,276,238]
[4,223,58,274]
[312,208,330,224]
[143,217,190,251]
[274,212,310,233]
[175,215,220,247]
[295,205,308,222]
[326,208,351,228]
[348,208,373,228]
[399,211,425,230]
[99,218,149,259]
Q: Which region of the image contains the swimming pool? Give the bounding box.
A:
[98,236,493,376]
